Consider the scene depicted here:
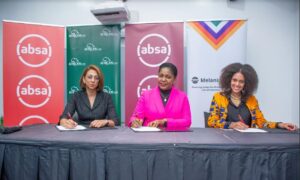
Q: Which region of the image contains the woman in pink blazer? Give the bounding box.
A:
[129,63,191,130]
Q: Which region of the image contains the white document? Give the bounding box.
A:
[56,125,87,131]
[234,128,267,133]
[131,126,161,132]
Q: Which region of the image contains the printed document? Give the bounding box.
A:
[131,126,161,132]
[56,125,87,131]
[234,128,267,133]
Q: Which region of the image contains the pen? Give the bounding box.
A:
[133,119,142,128]
[238,114,245,124]
[67,112,77,127]
[67,112,73,120]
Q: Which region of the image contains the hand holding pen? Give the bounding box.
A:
[229,115,249,130]
[64,112,77,129]
[131,118,143,128]
[237,114,249,129]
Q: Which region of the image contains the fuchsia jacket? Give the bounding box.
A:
[129,87,191,129]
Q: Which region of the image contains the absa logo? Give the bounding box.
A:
[16,75,51,108]
[137,33,171,67]
[17,34,52,68]
[137,75,158,98]
[19,115,49,126]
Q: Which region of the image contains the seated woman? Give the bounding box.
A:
[208,62,298,131]
[59,64,118,129]
[129,62,191,130]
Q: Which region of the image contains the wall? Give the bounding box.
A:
[0,0,299,126]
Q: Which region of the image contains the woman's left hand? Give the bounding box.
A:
[278,122,298,131]
[90,120,113,128]
[148,119,166,127]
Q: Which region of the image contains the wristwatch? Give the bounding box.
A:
[164,119,168,127]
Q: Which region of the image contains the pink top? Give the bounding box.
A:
[129,87,191,129]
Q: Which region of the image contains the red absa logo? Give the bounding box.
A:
[17,34,52,67]
[137,33,171,67]
[16,75,51,108]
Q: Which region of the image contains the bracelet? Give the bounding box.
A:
[276,122,282,129]
[164,120,168,127]
[224,122,231,129]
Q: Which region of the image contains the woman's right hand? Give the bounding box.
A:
[229,121,249,130]
[131,119,143,128]
[60,118,78,129]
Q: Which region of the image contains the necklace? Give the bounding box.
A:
[161,94,169,102]
[230,94,241,107]
[159,88,171,105]
[160,90,171,103]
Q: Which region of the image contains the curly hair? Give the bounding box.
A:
[220,63,258,101]
[80,64,104,91]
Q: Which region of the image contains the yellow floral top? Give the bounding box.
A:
[208,92,277,129]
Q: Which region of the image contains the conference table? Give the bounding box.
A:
[0,124,299,180]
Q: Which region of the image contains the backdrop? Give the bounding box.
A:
[125,22,184,125]
[3,21,64,126]
[66,25,121,123]
[187,20,247,127]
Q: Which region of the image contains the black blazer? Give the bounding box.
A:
[60,90,119,125]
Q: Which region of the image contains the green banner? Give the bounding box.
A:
[66,25,121,124]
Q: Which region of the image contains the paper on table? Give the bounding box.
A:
[234,128,267,133]
[131,126,161,132]
[56,125,87,131]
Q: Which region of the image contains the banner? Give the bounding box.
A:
[3,21,64,126]
[66,25,121,123]
[125,23,184,125]
[186,20,247,127]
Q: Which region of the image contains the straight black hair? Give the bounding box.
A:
[158,62,178,78]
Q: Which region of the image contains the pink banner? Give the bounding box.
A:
[3,21,64,126]
[125,23,184,125]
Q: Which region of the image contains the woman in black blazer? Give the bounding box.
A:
[59,65,118,129]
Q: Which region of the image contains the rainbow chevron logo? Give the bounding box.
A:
[188,20,245,50]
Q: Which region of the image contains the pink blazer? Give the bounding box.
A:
[129,87,191,129]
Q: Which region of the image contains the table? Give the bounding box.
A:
[0,124,299,180]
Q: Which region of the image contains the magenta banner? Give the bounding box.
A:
[125,22,184,125]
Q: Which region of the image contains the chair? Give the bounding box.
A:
[204,112,210,128]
